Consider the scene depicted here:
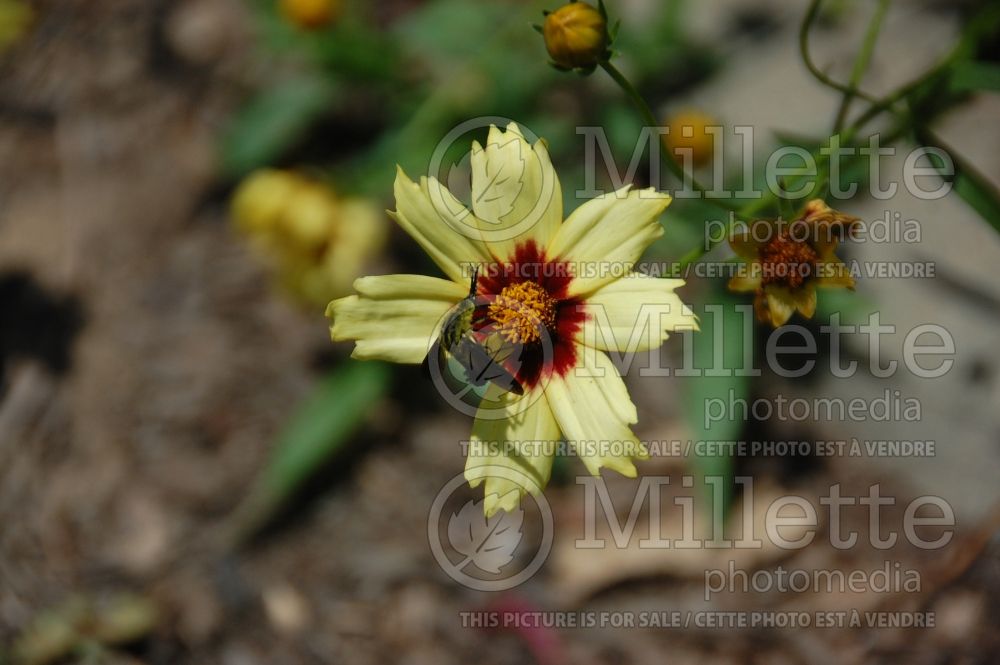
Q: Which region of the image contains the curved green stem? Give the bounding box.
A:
[598,60,745,217]
[683,1,994,268]
[607,0,990,270]
[833,0,890,133]
[799,0,880,106]
[866,0,1000,124]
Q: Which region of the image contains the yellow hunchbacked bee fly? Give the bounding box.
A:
[425,266,524,399]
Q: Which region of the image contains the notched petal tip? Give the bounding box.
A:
[636,186,672,201]
[622,187,672,218]
[325,295,356,327]
[464,469,484,489]
[503,121,525,138]
[605,457,639,478]
[484,490,521,518]
[484,124,505,147]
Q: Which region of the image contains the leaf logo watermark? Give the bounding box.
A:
[427,116,557,243]
[428,469,554,591]
[447,499,523,574]
[470,135,526,227]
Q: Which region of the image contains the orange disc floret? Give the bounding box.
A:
[488,280,558,344]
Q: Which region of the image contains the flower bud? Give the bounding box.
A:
[278,0,340,30]
[664,110,718,167]
[543,2,608,71]
[231,169,299,235]
[279,181,338,251]
[231,169,387,306]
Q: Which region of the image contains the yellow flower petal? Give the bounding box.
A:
[326,274,463,363]
[324,199,389,298]
[577,273,697,353]
[470,123,563,261]
[761,286,796,327]
[352,273,468,300]
[465,385,561,517]
[729,221,771,260]
[391,167,492,284]
[792,283,817,318]
[728,272,762,292]
[816,256,856,289]
[546,345,648,478]
[548,186,670,298]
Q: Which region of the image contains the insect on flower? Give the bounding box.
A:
[327,123,697,515]
[426,266,525,400]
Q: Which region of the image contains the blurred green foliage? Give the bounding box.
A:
[228,361,390,543]
[222,0,723,205]
[222,75,338,176]
[682,289,751,512]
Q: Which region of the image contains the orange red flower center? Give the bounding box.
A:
[488,281,558,344]
[758,231,818,290]
[475,240,587,389]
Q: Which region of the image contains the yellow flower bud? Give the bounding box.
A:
[278,0,340,30]
[664,110,719,168]
[231,169,299,235]
[279,182,338,251]
[231,169,387,306]
[543,2,608,71]
[323,198,388,301]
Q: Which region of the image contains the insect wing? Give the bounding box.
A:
[468,332,524,395]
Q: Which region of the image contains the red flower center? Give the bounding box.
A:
[475,240,587,390]
[759,231,818,290]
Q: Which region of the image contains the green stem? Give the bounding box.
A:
[833,0,890,133]
[598,60,744,217]
[677,240,719,270]
[915,124,1000,232]
[863,0,1000,127]
[799,0,880,105]
[677,119,907,271]
[685,1,994,269]
[846,47,958,132]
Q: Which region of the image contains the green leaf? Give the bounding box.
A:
[648,197,723,264]
[392,0,507,66]
[227,361,391,544]
[949,60,1000,94]
[682,290,752,515]
[954,168,1000,233]
[813,287,877,329]
[915,128,1000,234]
[309,20,400,82]
[220,76,337,177]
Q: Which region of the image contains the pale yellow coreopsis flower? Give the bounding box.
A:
[327,123,696,515]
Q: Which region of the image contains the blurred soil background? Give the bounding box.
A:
[1,0,999,664]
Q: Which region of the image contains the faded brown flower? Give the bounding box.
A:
[728,199,860,327]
